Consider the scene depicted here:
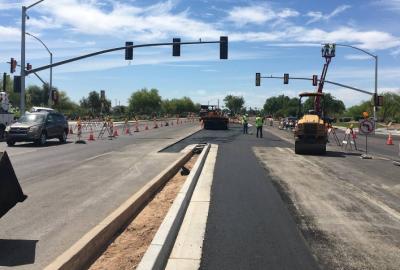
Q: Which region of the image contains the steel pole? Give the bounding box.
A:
[20,6,26,114]
[48,53,53,106]
[374,55,378,121]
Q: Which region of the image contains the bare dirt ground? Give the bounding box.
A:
[254,146,400,270]
[89,154,199,270]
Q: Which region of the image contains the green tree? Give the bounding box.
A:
[80,91,111,116]
[303,93,345,117]
[162,97,197,116]
[128,88,162,115]
[223,95,245,115]
[378,92,400,122]
[345,101,371,121]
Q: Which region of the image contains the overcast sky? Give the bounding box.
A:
[0,0,399,108]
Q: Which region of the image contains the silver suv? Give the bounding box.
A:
[5,112,69,146]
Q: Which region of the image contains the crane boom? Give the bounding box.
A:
[315,44,336,113]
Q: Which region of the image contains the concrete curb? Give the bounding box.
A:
[158,126,202,153]
[44,150,193,270]
[136,144,211,270]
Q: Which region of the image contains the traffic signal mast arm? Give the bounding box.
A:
[26,38,228,75]
[259,75,374,96]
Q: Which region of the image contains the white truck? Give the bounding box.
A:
[0,92,14,139]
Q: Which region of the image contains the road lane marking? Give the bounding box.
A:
[276,147,285,152]
[83,151,113,162]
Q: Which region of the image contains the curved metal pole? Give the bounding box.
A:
[335,43,376,58]
[26,32,53,106]
[334,43,378,120]
[26,32,51,54]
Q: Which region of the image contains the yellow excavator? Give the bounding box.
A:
[294,92,328,154]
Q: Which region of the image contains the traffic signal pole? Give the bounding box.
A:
[20,6,26,114]
[26,38,227,75]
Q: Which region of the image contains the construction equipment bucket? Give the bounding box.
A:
[0,151,27,218]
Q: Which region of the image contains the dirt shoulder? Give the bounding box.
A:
[89,155,199,270]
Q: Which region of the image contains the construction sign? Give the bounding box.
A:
[359,119,375,135]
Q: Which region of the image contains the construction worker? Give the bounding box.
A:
[242,114,248,134]
[256,114,264,138]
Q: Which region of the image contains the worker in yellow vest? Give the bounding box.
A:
[255,115,264,138]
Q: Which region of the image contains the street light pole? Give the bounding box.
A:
[335,43,378,120]
[26,32,53,106]
[20,0,45,114]
[20,6,26,114]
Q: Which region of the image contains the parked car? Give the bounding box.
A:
[283,116,297,130]
[5,111,68,146]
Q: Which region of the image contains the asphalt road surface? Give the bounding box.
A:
[169,123,399,269]
[0,122,200,269]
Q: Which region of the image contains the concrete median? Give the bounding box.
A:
[44,149,193,270]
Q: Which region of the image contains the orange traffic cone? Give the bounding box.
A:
[386,133,394,145]
[88,128,95,141]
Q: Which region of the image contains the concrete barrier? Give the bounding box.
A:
[45,150,193,270]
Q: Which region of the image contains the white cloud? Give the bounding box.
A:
[230,26,400,51]
[227,5,299,26]
[31,0,223,41]
[0,25,20,41]
[306,5,351,24]
[373,0,400,11]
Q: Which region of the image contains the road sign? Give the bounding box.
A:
[359,119,375,135]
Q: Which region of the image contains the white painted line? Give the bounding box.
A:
[276,147,285,153]
[83,151,113,162]
[286,148,295,154]
[165,144,218,270]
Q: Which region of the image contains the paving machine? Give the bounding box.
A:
[294,44,336,155]
[200,105,228,130]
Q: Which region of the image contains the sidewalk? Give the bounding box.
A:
[199,126,319,270]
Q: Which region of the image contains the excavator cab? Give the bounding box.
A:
[294,92,328,155]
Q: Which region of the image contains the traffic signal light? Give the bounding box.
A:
[283,73,289,84]
[51,89,59,104]
[255,73,261,86]
[125,41,133,60]
[13,76,21,93]
[220,36,228,59]
[2,73,6,92]
[10,58,17,73]
[312,75,318,86]
[373,93,384,106]
[173,38,181,57]
[26,63,32,71]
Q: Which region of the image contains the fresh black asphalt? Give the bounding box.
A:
[171,124,320,270]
